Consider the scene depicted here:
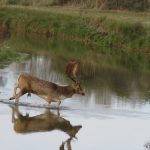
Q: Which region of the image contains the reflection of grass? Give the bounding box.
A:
[6,33,150,77]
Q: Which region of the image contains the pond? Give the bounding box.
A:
[0,33,150,150]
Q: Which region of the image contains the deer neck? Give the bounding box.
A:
[57,85,75,99]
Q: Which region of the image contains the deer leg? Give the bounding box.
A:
[11,105,19,123]
[57,109,60,117]
[13,83,18,96]
[57,99,61,108]
[27,92,31,97]
[60,142,65,150]
[67,138,72,150]
[9,83,19,100]
[11,105,15,123]
[48,100,52,107]
[15,89,27,104]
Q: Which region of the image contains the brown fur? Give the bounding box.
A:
[9,73,84,107]
[11,106,82,150]
[66,60,79,82]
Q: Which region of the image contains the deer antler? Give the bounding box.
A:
[66,60,79,83]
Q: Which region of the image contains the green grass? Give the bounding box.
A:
[0,45,22,67]
[0,6,150,51]
[6,6,150,27]
[39,6,150,27]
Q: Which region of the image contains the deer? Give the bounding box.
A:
[11,105,82,150]
[9,60,85,107]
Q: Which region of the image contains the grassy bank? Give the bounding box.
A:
[0,47,21,67]
[1,0,149,10]
[0,6,150,52]
[0,49,19,61]
[0,36,22,67]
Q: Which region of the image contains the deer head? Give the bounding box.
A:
[72,82,85,96]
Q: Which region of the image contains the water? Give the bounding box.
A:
[0,33,150,150]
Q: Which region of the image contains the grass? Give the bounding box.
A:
[6,6,149,27]
[0,49,18,61]
[35,6,150,27]
[0,6,150,52]
[0,44,22,67]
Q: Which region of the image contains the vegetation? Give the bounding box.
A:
[0,3,150,72]
[0,6,149,53]
[0,47,21,66]
[0,0,149,10]
[0,35,22,66]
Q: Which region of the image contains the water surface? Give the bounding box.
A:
[0,33,150,150]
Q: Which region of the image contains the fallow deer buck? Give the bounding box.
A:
[9,60,84,107]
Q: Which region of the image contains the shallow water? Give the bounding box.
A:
[0,34,150,150]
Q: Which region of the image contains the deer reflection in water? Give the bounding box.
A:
[11,105,82,150]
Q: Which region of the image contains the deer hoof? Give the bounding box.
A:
[9,97,15,100]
